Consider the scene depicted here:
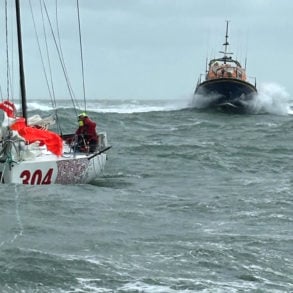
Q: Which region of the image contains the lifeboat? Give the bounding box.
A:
[194,21,257,113]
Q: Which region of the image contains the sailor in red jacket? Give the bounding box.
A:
[76,112,98,152]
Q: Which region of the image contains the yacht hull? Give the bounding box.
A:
[0,152,107,185]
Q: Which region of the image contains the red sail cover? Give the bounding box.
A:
[0,100,17,118]
[11,118,63,156]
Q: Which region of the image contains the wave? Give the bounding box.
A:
[248,82,292,115]
[19,98,191,114]
[16,83,293,116]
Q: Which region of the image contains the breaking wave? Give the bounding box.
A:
[22,98,190,114]
[12,84,293,115]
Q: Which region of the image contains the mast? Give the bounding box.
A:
[15,0,27,122]
[223,20,229,56]
[219,20,233,63]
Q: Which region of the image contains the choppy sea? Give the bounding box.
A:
[0,83,293,292]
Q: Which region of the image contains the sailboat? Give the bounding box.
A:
[194,21,257,113]
[0,1,111,185]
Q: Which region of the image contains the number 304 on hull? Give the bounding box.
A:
[0,152,107,185]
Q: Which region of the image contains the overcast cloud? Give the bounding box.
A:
[0,0,292,100]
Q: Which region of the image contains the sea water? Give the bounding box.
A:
[0,83,292,292]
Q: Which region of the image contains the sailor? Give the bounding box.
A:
[75,112,98,153]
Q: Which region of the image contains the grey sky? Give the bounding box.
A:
[1,0,293,100]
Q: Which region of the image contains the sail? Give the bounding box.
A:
[10,118,63,156]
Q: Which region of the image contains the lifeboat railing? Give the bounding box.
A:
[247,76,257,88]
[197,74,205,86]
[197,68,257,88]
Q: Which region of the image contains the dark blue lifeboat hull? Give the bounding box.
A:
[194,78,257,113]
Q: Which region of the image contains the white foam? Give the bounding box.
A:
[118,281,178,293]
[76,278,111,293]
[27,102,54,111]
[19,99,191,114]
[190,93,220,109]
[247,82,292,115]
[88,99,190,114]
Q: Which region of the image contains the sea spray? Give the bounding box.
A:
[191,93,221,109]
[247,82,291,115]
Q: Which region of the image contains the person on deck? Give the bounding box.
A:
[75,112,98,153]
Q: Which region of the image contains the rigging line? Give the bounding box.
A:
[5,0,10,99]
[0,85,3,100]
[9,0,15,101]
[40,1,56,106]
[55,0,81,113]
[5,0,14,101]
[55,0,80,112]
[14,184,24,238]
[42,0,79,117]
[0,183,24,248]
[29,0,53,100]
[76,0,87,111]
[55,0,77,114]
[40,0,62,135]
[29,0,63,135]
[55,0,79,115]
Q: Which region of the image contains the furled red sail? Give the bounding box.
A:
[10,118,63,156]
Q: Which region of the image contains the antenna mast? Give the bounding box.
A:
[219,20,233,63]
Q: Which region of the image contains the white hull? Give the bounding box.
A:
[0,153,107,185]
[0,152,107,185]
[0,131,110,185]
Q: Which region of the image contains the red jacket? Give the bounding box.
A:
[76,117,98,142]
